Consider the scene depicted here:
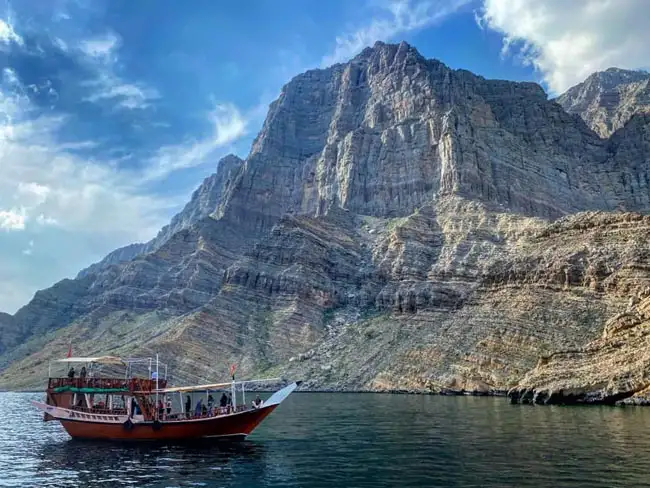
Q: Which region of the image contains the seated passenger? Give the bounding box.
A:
[67,367,75,378]
[194,399,203,417]
[219,392,228,409]
[252,395,263,409]
[79,366,87,379]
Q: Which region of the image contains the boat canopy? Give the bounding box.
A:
[151,377,283,394]
[52,385,129,394]
[54,356,126,366]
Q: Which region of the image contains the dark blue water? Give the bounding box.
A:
[2,391,650,487]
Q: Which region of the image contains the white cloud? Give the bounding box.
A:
[22,240,34,256]
[0,208,26,231]
[143,103,247,181]
[80,32,120,60]
[322,0,471,66]
[83,77,160,110]
[0,18,23,47]
[35,214,58,226]
[0,72,248,312]
[211,104,247,146]
[18,182,50,205]
[479,0,650,94]
[78,31,159,110]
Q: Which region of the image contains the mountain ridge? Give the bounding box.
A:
[2,41,650,395]
[556,67,650,138]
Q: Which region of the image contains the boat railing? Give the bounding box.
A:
[167,404,249,421]
[69,405,128,416]
[47,377,167,391]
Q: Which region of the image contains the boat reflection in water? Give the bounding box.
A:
[35,437,271,487]
[31,355,300,441]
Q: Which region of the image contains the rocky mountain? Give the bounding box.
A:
[77,154,244,278]
[556,67,650,138]
[2,41,650,395]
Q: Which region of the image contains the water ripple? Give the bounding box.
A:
[3,392,650,487]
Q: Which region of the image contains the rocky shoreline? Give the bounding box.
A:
[507,291,650,407]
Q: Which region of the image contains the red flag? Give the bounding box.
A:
[66,343,72,358]
[229,363,237,379]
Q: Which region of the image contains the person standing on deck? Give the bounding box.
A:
[185,395,191,417]
[207,395,214,415]
[219,392,228,413]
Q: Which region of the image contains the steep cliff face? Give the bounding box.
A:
[2,42,650,392]
[556,68,650,138]
[77,154,244,278]
[224,42,609,224]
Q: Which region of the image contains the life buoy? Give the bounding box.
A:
[152,420,162,431]
[123,419,133,431]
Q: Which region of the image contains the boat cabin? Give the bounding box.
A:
[45,356,168,422]
[44,355,278,424]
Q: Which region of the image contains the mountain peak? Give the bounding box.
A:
[556,67,650,137]
[355,39,424,63]
[589,67,650,87]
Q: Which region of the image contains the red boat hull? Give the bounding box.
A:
[60,405,278,441]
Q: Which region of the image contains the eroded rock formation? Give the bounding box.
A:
[509,289,650,406]
[2,42,650,395]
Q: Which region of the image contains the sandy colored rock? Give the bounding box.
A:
[509,292,650,405]
[1,42,650,395]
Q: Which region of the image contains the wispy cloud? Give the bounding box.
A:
[322,0,471,67]
[22,240,34,256]
[0,64,248,311]
[78,31,160,110]
[142,103,247,181]
[80,32,120,60]
[83,77,160,109]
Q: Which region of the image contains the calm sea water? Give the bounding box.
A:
[2,391,650,487]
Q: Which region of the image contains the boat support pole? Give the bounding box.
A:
[155,353,159,420]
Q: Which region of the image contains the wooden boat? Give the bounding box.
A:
[31,355,300,441]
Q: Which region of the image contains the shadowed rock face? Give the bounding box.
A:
[2,42,650,393]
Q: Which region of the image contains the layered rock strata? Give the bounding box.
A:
[1,42,650,395]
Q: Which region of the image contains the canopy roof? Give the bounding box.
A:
[54,356,126,366]
[151,377,282,394]
[156,382,232,393]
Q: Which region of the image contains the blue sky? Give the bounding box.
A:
[1,0,649,313]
